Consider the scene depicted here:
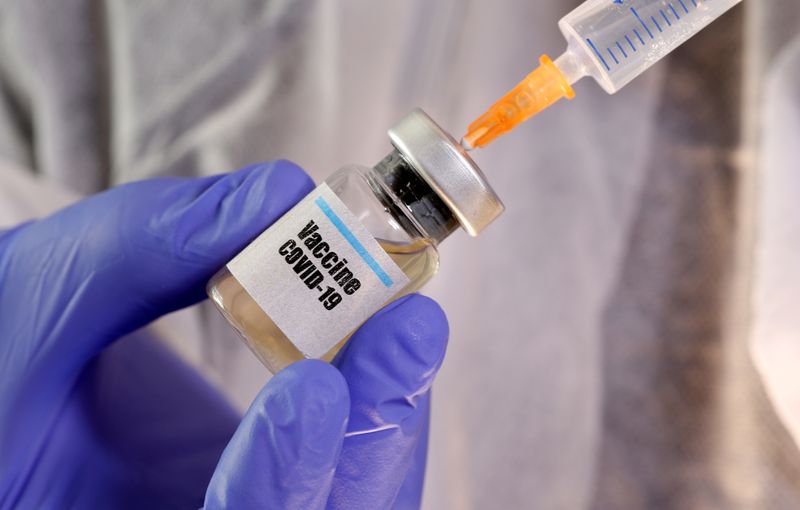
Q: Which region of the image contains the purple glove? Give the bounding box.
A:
[0,161,448,509]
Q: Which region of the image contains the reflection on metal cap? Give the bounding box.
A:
[388,109,505,237]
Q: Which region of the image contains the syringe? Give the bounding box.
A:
[462,0,743,150]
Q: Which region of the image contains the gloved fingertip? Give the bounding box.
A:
[255,360,349,469]
[205,360,349,510]
[341,294,449,383]
[113,159,315,312]
[266,359,349,434]
[235,160,315,221]
[186,159,314,259]
[379,294,449,371]
[334,294,448,434]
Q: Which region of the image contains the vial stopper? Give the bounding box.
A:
[388,109,504,236]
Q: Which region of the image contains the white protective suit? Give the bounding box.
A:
[1,1,799,508]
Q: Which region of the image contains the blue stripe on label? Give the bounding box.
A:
[314,196,394,287]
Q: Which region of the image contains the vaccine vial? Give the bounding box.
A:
[207,109,504,373]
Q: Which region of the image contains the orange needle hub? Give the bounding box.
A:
[463,55,575,149]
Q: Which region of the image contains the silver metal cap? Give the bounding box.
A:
[387,109,505,237]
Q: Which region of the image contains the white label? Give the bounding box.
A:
[227,183,410,358]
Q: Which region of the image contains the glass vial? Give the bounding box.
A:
[207,109,504,373]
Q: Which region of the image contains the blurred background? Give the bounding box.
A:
[2,0,800,508]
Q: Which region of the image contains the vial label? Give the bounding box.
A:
[227,183,410,358]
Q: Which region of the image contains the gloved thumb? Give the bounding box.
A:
[0,161,313,378]
[203,360,350,510]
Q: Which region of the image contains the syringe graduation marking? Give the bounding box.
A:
[650,15,663,32]
[625,35,637,52]
[586,38,611,71]
[632,7,655,39]
[595,1,702,71]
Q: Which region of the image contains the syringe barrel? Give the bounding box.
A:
[559,0,742,93]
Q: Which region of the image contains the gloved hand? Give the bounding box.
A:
[0,161,448,509]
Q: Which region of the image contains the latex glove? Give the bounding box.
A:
[0,161,448,509]
[205,293,446,510]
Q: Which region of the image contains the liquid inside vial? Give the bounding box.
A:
[207,238,439,373]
